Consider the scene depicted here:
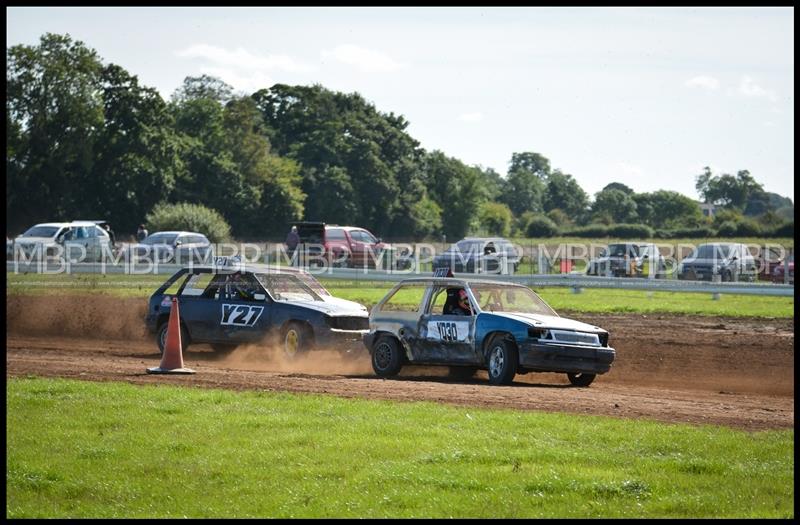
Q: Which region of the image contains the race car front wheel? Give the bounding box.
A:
[487,336,518,386]
[567,372,596,387]
[372,336,403,377]
[282,322,312,359]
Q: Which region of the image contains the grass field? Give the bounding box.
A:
[6,272,794,318]
[6,377,793,519]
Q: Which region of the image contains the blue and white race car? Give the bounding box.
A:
[145,260,369,358]
[363,277,616,386]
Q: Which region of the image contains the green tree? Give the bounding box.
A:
[634,190,702,229]
[423,150,487,239]
[591,188,638,224]
[7,33,104,230]
[145,202,231,243]
[91,64,186,234]
[543,170,589,218]
[602,182,634,194]
[508,151,551,179]
[696,168,763,210]
[171,74,234,105]
[478,202,513,237]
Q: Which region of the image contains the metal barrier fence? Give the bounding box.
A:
[7,261,794,297]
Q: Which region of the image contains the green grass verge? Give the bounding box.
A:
[6,272,793,318]
[7,377,793,518]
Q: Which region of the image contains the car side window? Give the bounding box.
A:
[326,228,347,240]
[378,284,427,313]
[181,273,216,297]
[430,288,449,314]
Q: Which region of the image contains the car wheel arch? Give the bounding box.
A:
[370,331,408,361]
[157,315,192,345]
[481,331,518,363]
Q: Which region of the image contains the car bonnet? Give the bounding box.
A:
[485,312,605,333]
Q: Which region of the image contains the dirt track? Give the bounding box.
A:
[6,295,794,431]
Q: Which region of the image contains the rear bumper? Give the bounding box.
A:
[519,341,616,374]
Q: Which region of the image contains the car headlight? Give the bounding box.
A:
[678,263,684,273]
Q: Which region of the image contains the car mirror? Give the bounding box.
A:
[175,240,182,246]
[254,293,266,301]
[642,254,649,259]
[376,237,382,243]
[731,256,738,261]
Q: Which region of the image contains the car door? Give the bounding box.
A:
[415,286,481,364]
[63,226,90,262]
[214,273,272,344]
[175,272,223,342]
[348,230,369,267]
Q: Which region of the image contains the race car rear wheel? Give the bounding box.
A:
[567,372,596,387]
[487,336,518,385]
[372,336,403,377]
[282,322,312,359]
[157,322,190,356]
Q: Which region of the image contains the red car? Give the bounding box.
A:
[291,222,400,269]
[772,255,794,284]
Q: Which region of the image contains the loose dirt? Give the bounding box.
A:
[6,295,794,431]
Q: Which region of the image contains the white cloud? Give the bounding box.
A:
[684,75,720,91]
[175,44,314,73]
[321,44,404,73]
[737,76,777,102]
[458,112,483,122]
[199,67,275,94]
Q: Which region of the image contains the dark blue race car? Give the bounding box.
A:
[364,277,616,386]
[145,262,369,358]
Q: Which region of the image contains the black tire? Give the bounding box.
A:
[486,336,518,385]
[281,322,313,359]
[157,322,190,356]
[210,343,238,354]
[567,372,596,387]
[448,366,478,380]
[371,336,403,377]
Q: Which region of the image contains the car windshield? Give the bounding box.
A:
[607,244,639,257]
[448,240,484,254]
[22,226,61,238]
[142,233,178,245]
[693,244,732,259]
[255,273,323,302]
[468,284,558,316]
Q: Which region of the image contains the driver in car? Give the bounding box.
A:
[452,289,473,316]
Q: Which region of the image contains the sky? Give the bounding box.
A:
[6,6,795,202]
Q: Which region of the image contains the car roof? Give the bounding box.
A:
[394,276,528,288]
[148,231,205,236]
[459,237,511,242]
[183,262,311,275]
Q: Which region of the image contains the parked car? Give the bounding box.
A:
[363,277,616,386]
[677,242,757,282]
[12,221,112,262]
[432,237,521,275]
[145,259,369,358]
[291,222,408,269]
[586,242,666,278]
[122,231,212,264]
[755,245,785,281]
[772,254,794,284]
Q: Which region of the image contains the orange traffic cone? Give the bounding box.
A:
[147,296,195,374]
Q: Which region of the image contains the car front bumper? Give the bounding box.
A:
[317,327,370,353]
[518,341,616,374]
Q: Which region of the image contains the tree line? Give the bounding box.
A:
[7,34,794,241]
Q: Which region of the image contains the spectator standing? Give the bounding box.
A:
[103,223,116,247]
[136,224,149,242]
[285,225,300,265]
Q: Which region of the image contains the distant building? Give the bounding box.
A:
[698,202,717,218]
